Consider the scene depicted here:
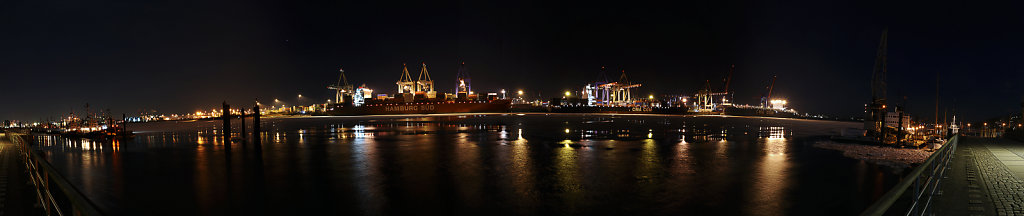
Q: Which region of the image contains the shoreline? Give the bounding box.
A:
[813,140,932,170]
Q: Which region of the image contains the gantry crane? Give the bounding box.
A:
[396,63,415,94]
[416,62,436,98]
[327,67,354,104]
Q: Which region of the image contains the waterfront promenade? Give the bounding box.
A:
[935,137,1024,216]
[0,133,33,216]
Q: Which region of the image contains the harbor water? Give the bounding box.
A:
[32,114,903,215]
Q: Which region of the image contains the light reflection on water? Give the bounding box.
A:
[32,114,902,215]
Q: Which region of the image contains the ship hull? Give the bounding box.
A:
[551,106,688,114]
[325,100,511,115]
[723,106,800,118]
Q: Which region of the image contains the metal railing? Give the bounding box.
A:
[7,132,104,216]
[861,135,959,216]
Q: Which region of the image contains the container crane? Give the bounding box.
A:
[327,67,354,104]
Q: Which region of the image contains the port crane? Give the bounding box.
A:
[455,62,472,98]
[692,65,734,112]
[396,63,415,94]
[416,62,436,98]
[865,29,889,138]
[761,75,777,108]
[607,70,641,105]
[328,67,354,104]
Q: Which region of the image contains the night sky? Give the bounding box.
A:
[2,0,1022,122]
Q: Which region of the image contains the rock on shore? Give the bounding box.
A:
[813,141,932,169]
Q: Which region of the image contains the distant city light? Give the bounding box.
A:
[565,91,571,96]
[517,90,523,95]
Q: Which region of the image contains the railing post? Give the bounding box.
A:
[913,177,920,216]
[223,101,231,147]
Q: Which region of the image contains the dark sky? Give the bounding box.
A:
[2,0,1022,122]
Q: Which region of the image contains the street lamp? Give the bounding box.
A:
[517,90,524,96]
[565,91,571,97]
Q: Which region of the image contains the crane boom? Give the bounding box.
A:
[723,64,734,93]
[766,75,777,106]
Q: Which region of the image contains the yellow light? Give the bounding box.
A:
[517,90,523,95]
[298,94,302,97]
[565,91,571,96]
[564,128,570,134]
[649,95,654,99]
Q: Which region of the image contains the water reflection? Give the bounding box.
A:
[31,114,903,215]
[748,134,792,215]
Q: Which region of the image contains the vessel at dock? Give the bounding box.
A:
[549,105,688,114]
[326,100,510,115]
[722,105,800,118]
[321,62,511,116]
[547,67,689,115]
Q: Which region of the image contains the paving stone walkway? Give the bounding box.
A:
[936,137,1024,216]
